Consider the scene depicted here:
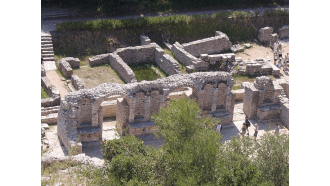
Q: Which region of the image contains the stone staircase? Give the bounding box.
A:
[41,34,56,71]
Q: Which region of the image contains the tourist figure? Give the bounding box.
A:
[254,124,258,141]
[274,123,280,135]
[244,116,251,136]
[241,123,247,140]
[216,124,222,133]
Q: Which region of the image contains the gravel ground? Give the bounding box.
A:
[41,5,289,34]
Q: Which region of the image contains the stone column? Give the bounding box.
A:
[211,88,218,112]
[144,96,151,121]
[128,97,135,123]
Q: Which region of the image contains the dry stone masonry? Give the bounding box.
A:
[89,54,110,67]
[41,77,60,107]
[57,72,236,154]
[258,27,273,42]
[243,76,289,128]
[71,75,85,90]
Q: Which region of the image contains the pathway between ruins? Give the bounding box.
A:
[46,70,69,97]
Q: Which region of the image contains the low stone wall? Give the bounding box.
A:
[41,97,60,107]
[157,54,182,75]
[270,63,280,77]
[182,34,232,57]
[41,77,60,107]
[61,57,80,69]
[109,53,137,83]
[58,60,73,79]
[89,54,109,67]
[279,25,289,39]
[171,42,197,66]
[71,75,85,90]
[258,27,273,42]
[279,95,289,129]
[41,106,59,116]
[115,44,156,64]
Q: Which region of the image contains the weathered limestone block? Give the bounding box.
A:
[277,79,289,98]
[232,89,245,101]
[231,44,244,53]
[258,27,273,42]
[41,97,60,107]
[243,84,259,118]
[41,113,58,123]
[240,82,250,89]
[279,96,289,129]
[109,53,137,83]
[261,64,273,75]
[246,61,262,75]
[60,57,80,69]
[58,60,73,79]
[279,25,289,39]
[89,54,109,67]
[270,63,280,77]
[71,75,85,90]
[41,77,60,98]
[140,35,151,45]
[270,33,278,48]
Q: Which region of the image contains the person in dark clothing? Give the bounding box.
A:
[244,116,251,135]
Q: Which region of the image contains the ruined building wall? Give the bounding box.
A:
[71,75,85,90]
[89,54,110,67]
[109,53,137,83]
[57,72,234,154]
[182,35,232,57]
[171,42,198,66]
[115,44,156,64]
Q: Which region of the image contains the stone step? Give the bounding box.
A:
[41,113,58,124]
[43,61,57,71]
[41,37,52,41]
[42,53,54,58]
[41,47,53,51]
[42,57,55,61]
[41,44,53,47]
[42,50,54,54]
[81,141,102,148]
[41,40,53,44]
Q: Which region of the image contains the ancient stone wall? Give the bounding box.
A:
[258,27,273,42]
[41,64,46,76]
[279,25,289,39]
[109,53,137,83]
[182,34,232,57]
[57,72,234,154]
[171,42,197,66]
[71,75,85,90]
[58,60,73,79]
[243,77,289,127]
[61,57,80,69]
[114,44,156,64]
[41,77,60,107]
[157,54,182,75]
[89,54,109,67]
[232,89,244,101]
[278,79,289,98]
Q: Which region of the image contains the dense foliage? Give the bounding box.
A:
[42,0,286,16]
[97,98,289,185]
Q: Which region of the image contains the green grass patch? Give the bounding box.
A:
[163,48,187,74]
[233,85,241,90]
[232,74,275,85]
[41,86,49,99]
[128,62,162,82]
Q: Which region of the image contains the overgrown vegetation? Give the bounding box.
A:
[41,86,49,99]
[128,62,164,82]
[43,0,286,16]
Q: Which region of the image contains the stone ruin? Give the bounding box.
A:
[171,31,232,71]
[57,71,236,154]
[258,27,273,42]
[88,41,181,83]
[243,76,289,128]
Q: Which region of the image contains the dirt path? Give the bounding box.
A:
[46,70,69,97]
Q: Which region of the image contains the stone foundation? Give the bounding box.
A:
[58,60,73,79]
[89,54,109,67]
[41,77,60,107]
[279,25,289,39]
[109,53,137,83]
[71,75,85,90]
[61,57,80,69]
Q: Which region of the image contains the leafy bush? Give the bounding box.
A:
[102,134,146,162]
